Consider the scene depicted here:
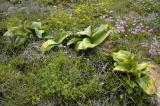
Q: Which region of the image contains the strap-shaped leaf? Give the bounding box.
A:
[67,38,82,46]
[75,38,96,51]
[113,64,130,72]
[35,28,45,38]
[15,36,27,46]
[92,24,108,35]
[41,31,71,53]
[55,31,72,44]
[77,26,92,37]
[91,25,111,45]
[137,75,156,95]
[40,40,58,52]
[136,62,149,71]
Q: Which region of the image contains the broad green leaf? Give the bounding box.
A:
[15,36,27,46]
[3,27,19,37]
[55,31,72,44]
[67,38,82,46]
[41,31,71,53]
[137,75,156,95]
[91,26,111,45]
[113,64,129,72]
[77,26,92,37]
[30,22,46,38]
[113,50,133,63]
[3,30,14,37]
[112,50,137,73]
[35,28,45,38]
[31,22,42,29]
[136,62,149,71]
[92,24,108,34]
[40,40,58,52]
[75,38,96,51]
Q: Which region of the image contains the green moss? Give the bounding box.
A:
[10,56,28,72]
[0,64,20,85]
[38,50,104,100]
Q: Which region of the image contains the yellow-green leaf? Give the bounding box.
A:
[77,26,92,37]
[75,38,96,51]
[137,75,156,95]
[67,38,82,46]
[40,40,58,52]
[91,25,110,45]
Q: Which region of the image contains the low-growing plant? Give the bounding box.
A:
[112,50,157,95]
[40,30,72,52]
[3,24,29,48]
[67,24,112,51]
[41,24,112,52]
[28,22,45,38]
[3,21,47,48]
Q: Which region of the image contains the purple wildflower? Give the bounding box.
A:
[117,26,125,32]
[105,17,113,22]
[131,25,144,34]
[141,42,148,48]
[115,19,126,32]
[124,16,129,21]
[148,28,153,33]
[149,49,157,55]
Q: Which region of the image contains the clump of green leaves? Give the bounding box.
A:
[41,24,111,52]
[112,50,156,95]
[40,30,71,52]
[67,24,111,51]
[3,21,47,48]
[29,22,45,39]
[3,24,29,48]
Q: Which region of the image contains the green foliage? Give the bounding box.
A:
[2,12,26,29]
[45,12,76,30]
[3,24,29,48]
[74,3,109,27]
[113,50,137,72]
[3,21,47,48]
[41,31,72,52]
[68,25,111,51]
[0,63,40,105]
[41,25,111,52]
[38,50,104,100]
[29,22,45,38]
[0,64,20,85]
[0,0,159,105]
[112,50,156,95]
